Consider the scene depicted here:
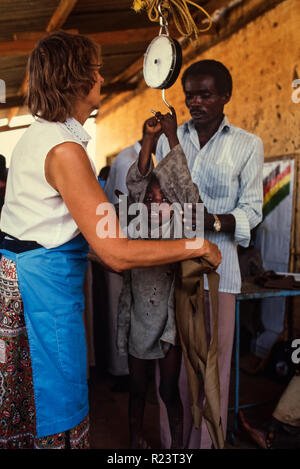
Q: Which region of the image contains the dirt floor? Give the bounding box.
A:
[88,355,287,450]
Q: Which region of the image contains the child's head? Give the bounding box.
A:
[143,176,172,226]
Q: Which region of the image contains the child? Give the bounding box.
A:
[117,109,202,449]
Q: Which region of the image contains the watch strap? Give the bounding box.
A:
[213,214,221,232]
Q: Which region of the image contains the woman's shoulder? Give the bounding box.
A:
[21,119,80,157]
[11,119,80,168]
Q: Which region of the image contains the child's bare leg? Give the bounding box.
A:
[158,346,183,449]
[128,354,152,448]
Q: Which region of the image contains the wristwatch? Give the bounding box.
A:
[213,215,221,232]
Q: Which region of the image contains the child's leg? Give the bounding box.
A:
[128,354,152,448]
[158,346,183,449]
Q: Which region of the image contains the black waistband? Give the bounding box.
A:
[0,231,43,253]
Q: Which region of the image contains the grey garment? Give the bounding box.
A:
[118,264,176,359]
[126,144,199,206]
[117,144,200,359]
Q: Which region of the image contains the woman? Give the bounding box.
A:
[0,31,221,449]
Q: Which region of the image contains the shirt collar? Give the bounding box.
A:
[220,115,231,132]
[133,141,142,154]
[186,114,231,136]
[64,117,91,144]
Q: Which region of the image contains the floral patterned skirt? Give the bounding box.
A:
[0,255,89,449]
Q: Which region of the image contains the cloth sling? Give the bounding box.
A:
[175,258,224,449]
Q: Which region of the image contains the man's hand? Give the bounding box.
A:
[182,200,210,231]
[184,201,236,233]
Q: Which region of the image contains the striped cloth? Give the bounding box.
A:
[155,116,264,293]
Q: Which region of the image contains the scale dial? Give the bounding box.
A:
[143,35,182,90]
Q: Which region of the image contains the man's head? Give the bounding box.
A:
[181,60,232,127]
[98,166,110,181]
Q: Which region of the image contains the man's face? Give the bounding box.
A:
[184,74,230,127]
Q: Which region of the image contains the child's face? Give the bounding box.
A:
[144,180,172,225]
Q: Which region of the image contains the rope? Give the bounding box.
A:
[132,0,212,41]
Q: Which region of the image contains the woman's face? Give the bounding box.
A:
[86,66,104,110]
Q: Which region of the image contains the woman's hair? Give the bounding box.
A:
[27,31,101,122]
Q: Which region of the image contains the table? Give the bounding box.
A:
[232,281,300,435]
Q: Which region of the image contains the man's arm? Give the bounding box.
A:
[228,137,264,246]
[204,211,236,233]
[192,137,263,239]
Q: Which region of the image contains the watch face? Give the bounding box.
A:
[143,35,174,89]
[213,217,221,232]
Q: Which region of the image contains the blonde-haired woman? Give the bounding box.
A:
[0,31,221,449]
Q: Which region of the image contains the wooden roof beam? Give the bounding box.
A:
[0,96,26,109]
[0,40,46,56]
[13,29,78,41]
[46,0,78,32]
[7,0,78,122]
[87,26,172,45]
[0,124,30,133]
[0,82,137,111]
[1,26,167,57]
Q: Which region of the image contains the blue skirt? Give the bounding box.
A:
[0,234,89,438]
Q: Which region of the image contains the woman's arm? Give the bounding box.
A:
[45,142,222,272]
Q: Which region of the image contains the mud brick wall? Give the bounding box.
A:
[96,0,300,167]
[95,0,300,336]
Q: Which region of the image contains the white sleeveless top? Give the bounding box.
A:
[1,117,97,249]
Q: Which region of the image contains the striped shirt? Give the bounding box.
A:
[156,116,264,293]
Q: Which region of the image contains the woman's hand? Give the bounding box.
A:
[201,240,222,269]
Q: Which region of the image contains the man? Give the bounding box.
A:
[97,165,111,190]
[105,144,141,206]
[155,59,264,448]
